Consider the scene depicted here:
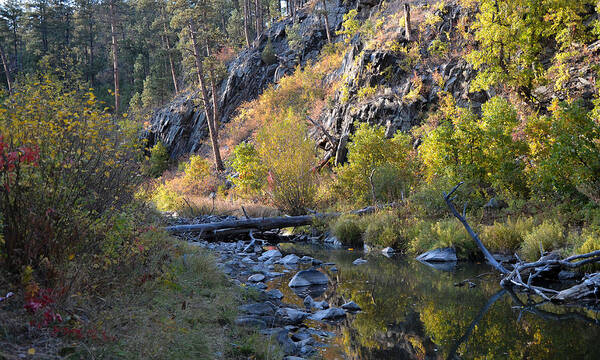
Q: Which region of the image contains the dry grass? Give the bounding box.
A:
[0,237,281,359]
[178,195,280,218]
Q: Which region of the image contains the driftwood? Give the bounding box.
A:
[166,204,395,238]
[165,214,330,235]
[444,182,509,274]
[444,182,600,304]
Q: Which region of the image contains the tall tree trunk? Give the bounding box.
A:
[163,23,179,93]
[0,43,12,93]
[89,21,95,85]
[321,0,331,43]
[109,0,120,114]
[254,0,262,41]
[403,3,411,41]
[189,21,224,171]
[243,0,251,47]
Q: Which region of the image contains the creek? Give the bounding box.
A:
[267,243,600,359]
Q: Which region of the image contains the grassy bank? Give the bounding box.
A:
[0,232,279,359]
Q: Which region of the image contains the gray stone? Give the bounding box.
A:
[239,302,275,316]
[277,308,310,324]
[251,282,268,290]
[266,289,284,300]
[353,258,368,265]
[416,247,458,262]
[381,247,395,256]
[300,256,313,262]
[258,249,282,261]
[242,256,256,264]
[279,254,300,265]
[558,270,577,280]
[303,295,314,308]
[313,300,329,310]
[288,269,329,287]
[341,301,362,312]
[309,307,346,321]
[248,273,266,282]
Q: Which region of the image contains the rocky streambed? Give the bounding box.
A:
[190,238,361,359]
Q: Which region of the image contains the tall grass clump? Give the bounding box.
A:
[330,214,365,247]
[362,211,407,250]
[520,221,566,261]
[481,216,535,253]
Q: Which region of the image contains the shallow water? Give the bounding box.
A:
[269,243,600,359]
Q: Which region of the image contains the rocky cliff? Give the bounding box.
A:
[148,0,599,161]
[147,0,354,158]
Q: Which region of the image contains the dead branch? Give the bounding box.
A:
[444,182,600,305]
[444,182,509,274]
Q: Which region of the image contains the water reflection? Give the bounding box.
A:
[272,243,600,359]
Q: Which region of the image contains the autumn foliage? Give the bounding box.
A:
[0,76,144,273]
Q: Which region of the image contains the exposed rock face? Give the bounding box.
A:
[147,0,353,158]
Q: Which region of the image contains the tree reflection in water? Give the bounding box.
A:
[275,243,600,359]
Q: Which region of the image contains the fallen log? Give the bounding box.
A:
[165,203,397,237]
[165,214,332,235]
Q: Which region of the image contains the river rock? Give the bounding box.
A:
[303,295,314,308]
[309,307,346,321]
[259,249,282,261]
[239,302,275,316]
[288,269,329,287]
[416,247,458,262]
[266,289,284,300]
[353,258,368,265]
[242,256,256,264]
[279,254,300,265]
[300,256,313,262]
[313,300,329,310]
[303,295,329,310]
[381,247,395,256]
[248,274,266,282]
[277,308,310,324]
[341,301,362,312]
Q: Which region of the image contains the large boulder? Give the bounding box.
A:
[288,269,329,287]
[416,247,458,262]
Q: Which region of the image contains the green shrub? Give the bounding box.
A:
[574,227,600,255]
[481,216,535,253]
[336,123,417,205]
[183,155,211,185]
[526,100,600,203]
[520,221,566,261]
[261,39,277,65]
[336,9,360,43]
[362,211,407,250]
[256,110,317,215]
[0,76,143,271]
[330,214,365,247]
[148,141,170,177]
[152,183,185,212]
[229,142,266,197]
